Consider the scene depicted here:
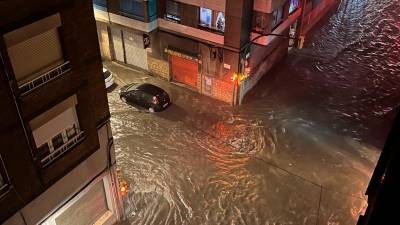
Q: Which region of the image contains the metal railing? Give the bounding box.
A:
[41,131,85,168]
[19,61,71,96]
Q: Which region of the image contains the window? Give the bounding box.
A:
[4,14,64,87]
[199,8,225,33]
[52,133,64,150]
[165,0,181,23]
[200,8,212,27]
[272,6,284,30]
[289,0,300,14]
[119,0,145,21]
[216,12,225,32]
[253,11,268,33]
[30,95,84,167]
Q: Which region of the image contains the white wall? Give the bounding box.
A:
[31,107,79,148]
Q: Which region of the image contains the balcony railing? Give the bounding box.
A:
[41,131,85,168]
[19,61,71,96]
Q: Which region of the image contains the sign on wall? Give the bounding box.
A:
[143,33,150,49]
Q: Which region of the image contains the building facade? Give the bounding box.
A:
[0,0,124,224]
[93,0,339,105]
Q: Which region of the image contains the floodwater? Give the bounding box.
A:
[108,0,400,224]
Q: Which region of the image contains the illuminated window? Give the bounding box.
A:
[253,11,268,33]
[199,8,225,33]
[272,6,284,30]
[216,12,225,32]
[4,14,64,87]
[200,8,212,28]
[289,0,300,14]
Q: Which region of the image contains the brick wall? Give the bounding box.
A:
[201,75,233,104]
[213,78,233,103]
[148,56,170,80]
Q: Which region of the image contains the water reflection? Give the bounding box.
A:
[109,0,400,224]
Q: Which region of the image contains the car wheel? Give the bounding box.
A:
[121,96,127,103]
[149,107,155,113]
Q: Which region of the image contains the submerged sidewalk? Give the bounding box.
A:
[103,61,234,132]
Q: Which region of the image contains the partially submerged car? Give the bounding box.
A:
[119,83,171,112]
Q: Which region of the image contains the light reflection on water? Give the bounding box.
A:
[109,0,400,224]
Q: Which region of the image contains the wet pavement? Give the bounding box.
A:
[106,0,400,224]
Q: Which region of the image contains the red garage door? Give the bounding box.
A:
[170,55,198,88]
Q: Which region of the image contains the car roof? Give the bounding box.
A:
[137,83,165,95]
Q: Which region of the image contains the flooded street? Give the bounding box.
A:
[108,0,400,224]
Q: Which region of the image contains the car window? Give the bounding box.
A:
[103,71,111,79]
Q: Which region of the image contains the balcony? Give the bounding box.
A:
[39,131,85,168]
[29,95,82,168]
[158,19,224,46]
[18,61,71,96]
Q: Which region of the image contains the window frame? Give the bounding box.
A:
[198,7,225,34]
[165,0,181,23]
[289,0,300,14]
[271,6,284,31]
[119,0,145,21]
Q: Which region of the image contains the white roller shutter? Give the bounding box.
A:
[123,30,148,70]
[111,28,124,63]
[6,29,63,85]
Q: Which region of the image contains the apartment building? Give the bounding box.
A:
[0,0,124,224]
[93,0,339,105]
